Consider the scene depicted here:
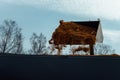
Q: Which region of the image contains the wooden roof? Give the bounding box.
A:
[49,20,100,45]
[73,21,100,29]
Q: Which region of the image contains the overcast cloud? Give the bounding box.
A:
[103,29,120,43]
[1,0,120,20]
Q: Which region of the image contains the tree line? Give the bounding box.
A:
[0,20,47,55]
[0,19,116,55]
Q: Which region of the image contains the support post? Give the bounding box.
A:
[89,44,94,55]
[57,48,61,55]
[56,45,62,55]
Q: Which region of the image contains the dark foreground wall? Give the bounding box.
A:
[0,55,120,80]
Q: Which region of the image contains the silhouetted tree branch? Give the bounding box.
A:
[94,43,115,55]
[29,33,47,55]
[0,20,23,54]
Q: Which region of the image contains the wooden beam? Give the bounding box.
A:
[90,44,94,55]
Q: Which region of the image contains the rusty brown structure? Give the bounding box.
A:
[49,20,103,55]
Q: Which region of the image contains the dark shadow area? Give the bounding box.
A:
[0,54,120,80]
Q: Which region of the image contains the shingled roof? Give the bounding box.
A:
[73,21,100,29]
[49,20,101,45]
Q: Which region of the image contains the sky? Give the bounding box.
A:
[0,0,120,53]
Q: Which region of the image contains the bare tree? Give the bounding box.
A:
[0,20,23,54]
[13,31,23,54]
[29,33,47,55]
[94,43,115,55]
[47,44,56,55]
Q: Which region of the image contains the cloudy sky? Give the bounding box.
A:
[0,0,120,53]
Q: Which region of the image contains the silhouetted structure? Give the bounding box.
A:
[49,19,103,55]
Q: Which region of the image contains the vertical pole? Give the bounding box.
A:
[57,45,62,55]
[57,48,61,55]
[89,44,94,55]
